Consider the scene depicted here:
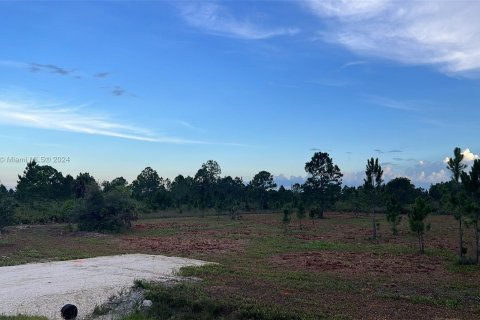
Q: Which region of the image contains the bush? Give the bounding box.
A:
[74,186,137,232]
[14,199,75,224]
[0,196,16,231]
[309,207,323,219]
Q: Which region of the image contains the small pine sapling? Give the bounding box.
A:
[296,202,306,229]
[386,196,402,235]
[408,197,431,254]
[309,208,316,226]
[282,205,292,234]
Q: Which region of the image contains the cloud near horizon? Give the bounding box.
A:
[344,148,479,188]
[274,174,306,188]
[444,148,480,164]
[342,162,448,189]
[178,2,299,40]
[305,0,480,77]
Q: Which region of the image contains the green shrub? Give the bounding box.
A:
[74,186,137,233]
[0,196,16,231]
[14,199,75,224]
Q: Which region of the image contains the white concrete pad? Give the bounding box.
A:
[0,254,207,319]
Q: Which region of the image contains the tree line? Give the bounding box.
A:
[0,148,479,262]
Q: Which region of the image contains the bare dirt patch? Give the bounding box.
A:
[270,250,444,280]
[134,222,210,231]
[121,235,247,256]
[123,221,251,257]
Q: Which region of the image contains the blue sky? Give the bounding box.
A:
[0,0,479,188]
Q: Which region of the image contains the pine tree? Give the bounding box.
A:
[364,158,383,240]
[447,147,467,262]
[304,152,343,219]
[282,205,292,234]
[461,159,480,263]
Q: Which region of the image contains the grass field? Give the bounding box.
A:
[1,212,479,319]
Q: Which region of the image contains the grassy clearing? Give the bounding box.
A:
[0,225,124,266]
[124,281,321,320]
[1,212,480,319]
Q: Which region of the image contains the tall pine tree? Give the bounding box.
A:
[364,158,383,240]
[447,147,467,263]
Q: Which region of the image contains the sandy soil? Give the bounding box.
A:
[0,254,207,319]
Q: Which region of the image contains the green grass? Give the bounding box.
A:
[256,237,413,254]
[122,314,155,320]
[0,225,124,266]
[124,282,320,320]
[179,264,358,294]
[92,304,111,316]
[0,238,12,246]
[378,292,461,308]
[448,262,480,273]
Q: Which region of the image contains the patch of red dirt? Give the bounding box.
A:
[270,251,443,280]
[125,221,254,257]
[134,222,210,231]
[121,235,247,256]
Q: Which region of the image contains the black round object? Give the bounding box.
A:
[61,304,78,320]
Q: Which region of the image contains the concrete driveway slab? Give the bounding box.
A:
[0,254,207,319]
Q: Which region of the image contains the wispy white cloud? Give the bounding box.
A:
[305,0,389,19]
[304,0,480,76]
[363,94,427,112]
[0,98,227,145]
[174,120,206,133]
[178,2,299,40]
[342,60,368,68]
